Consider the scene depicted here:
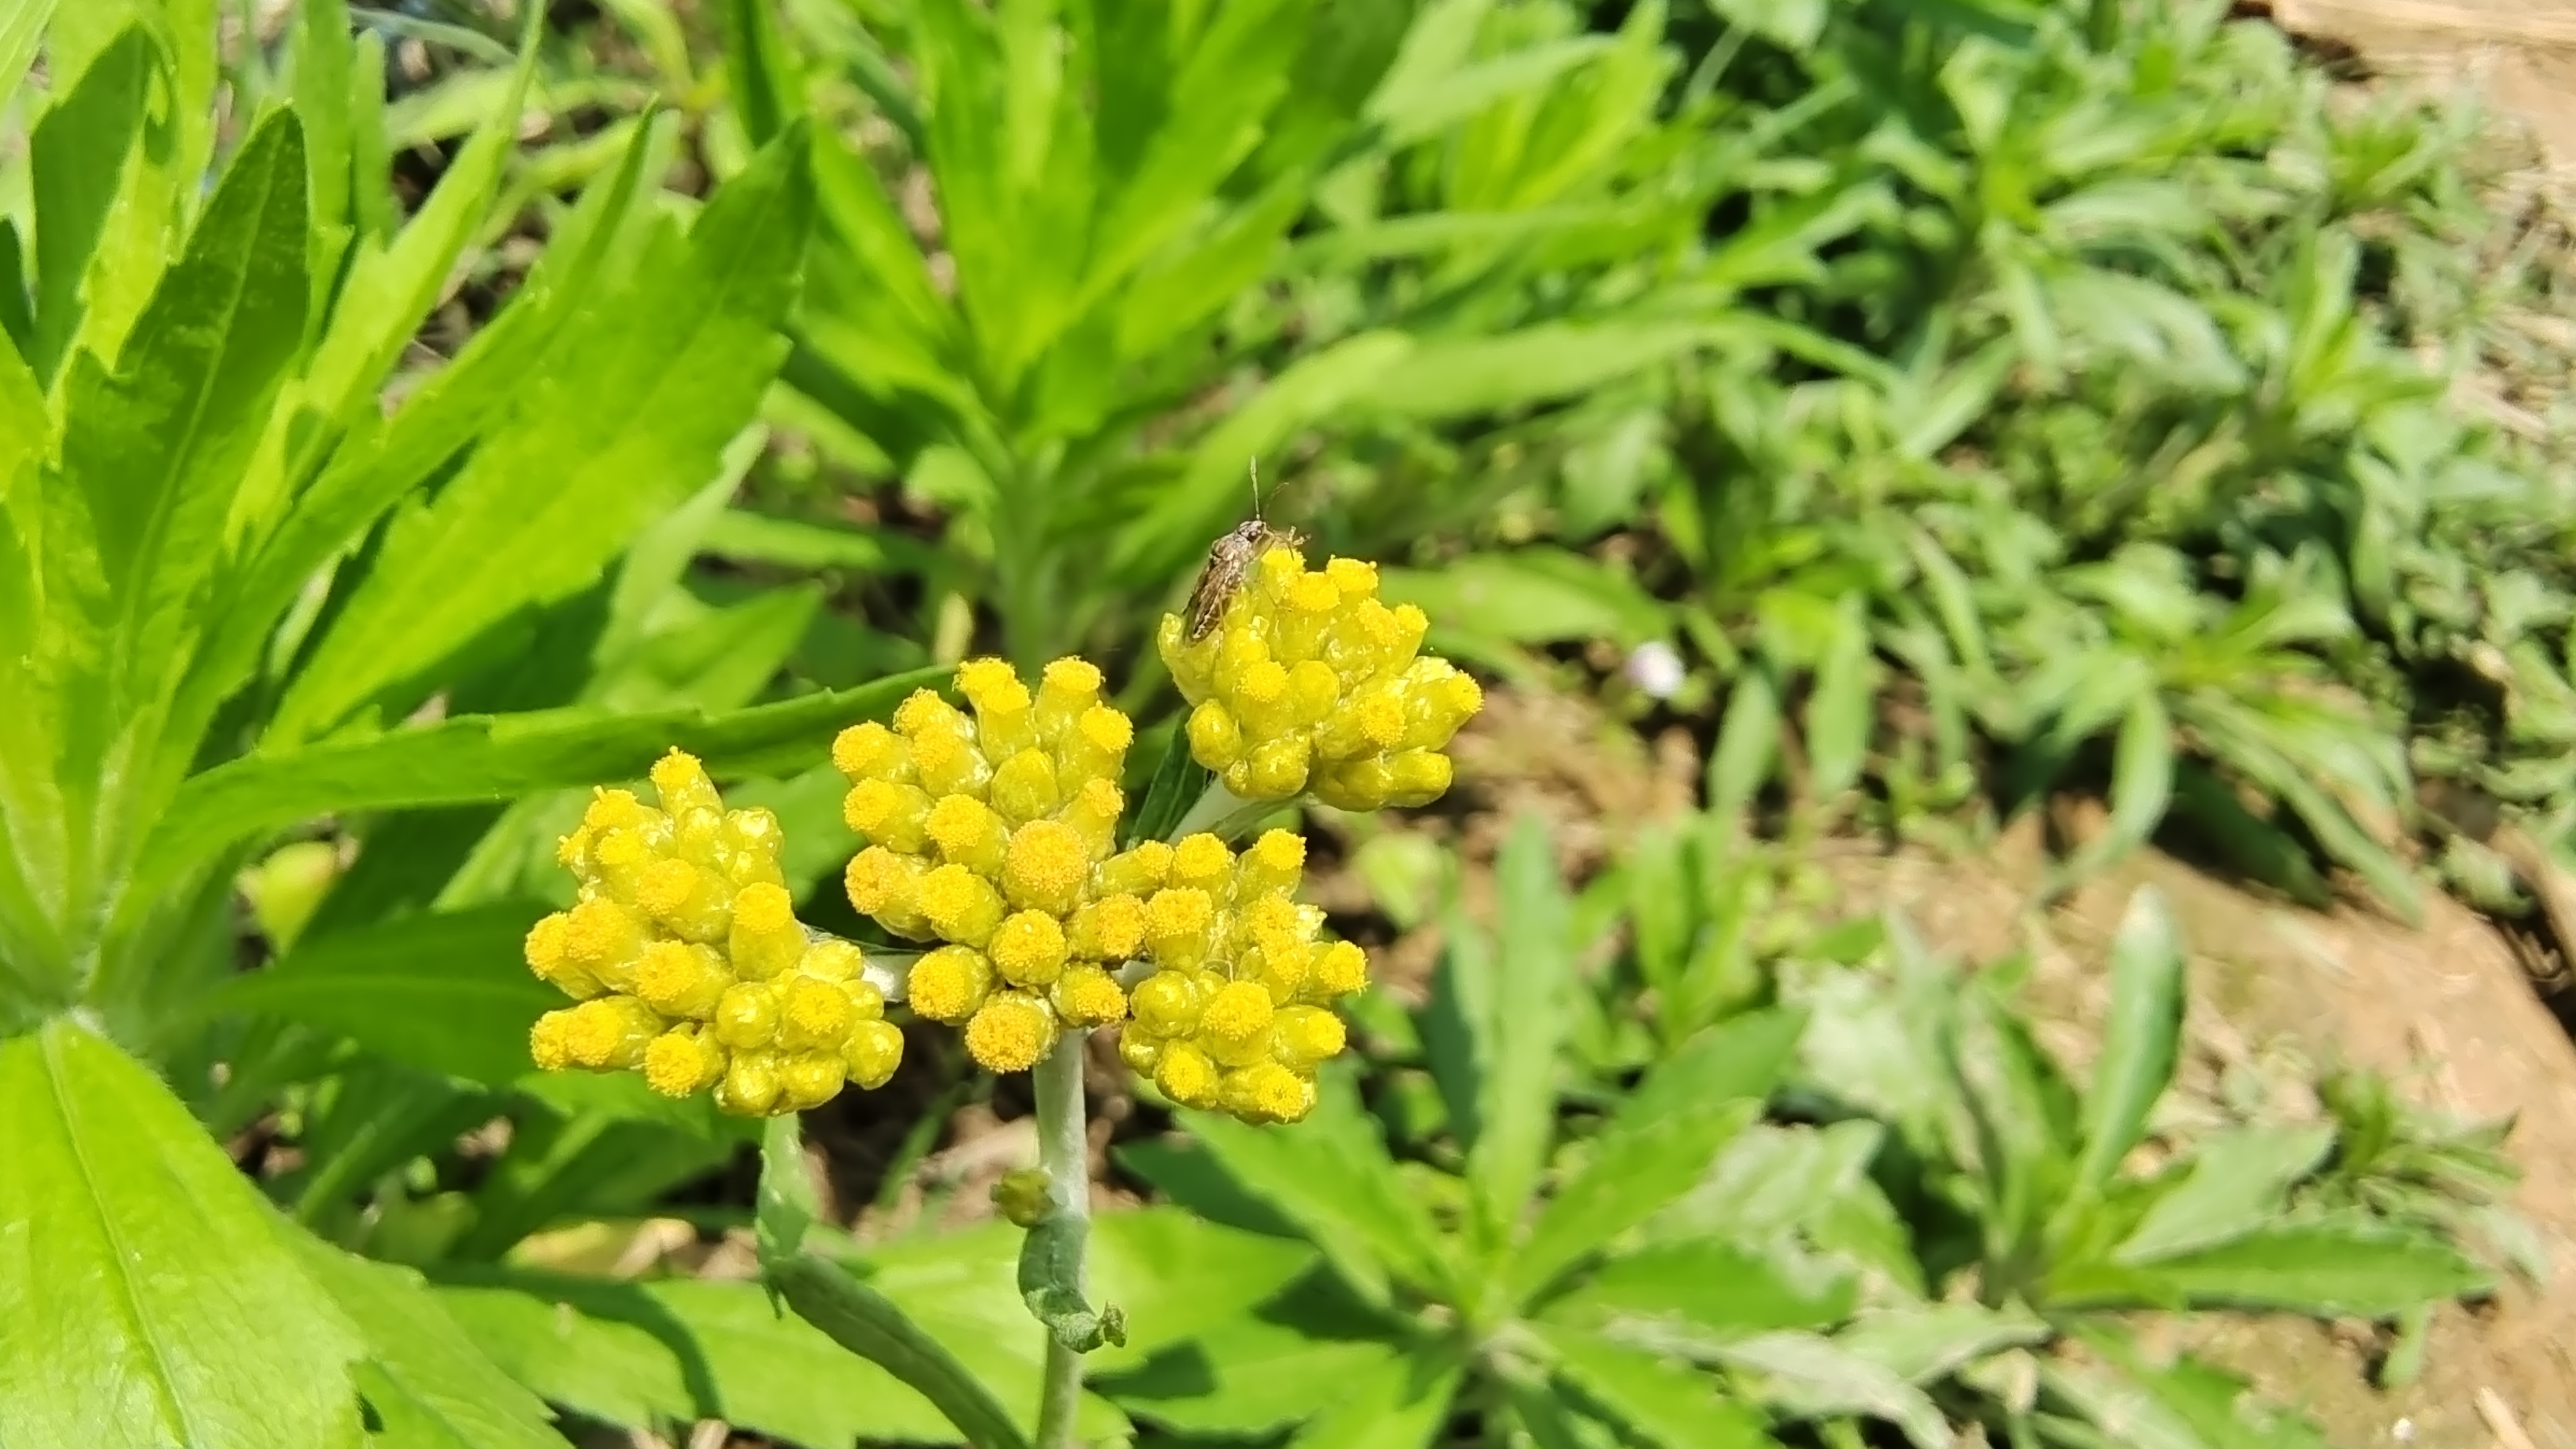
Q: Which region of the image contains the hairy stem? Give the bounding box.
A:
[1032,1030,1091,1449]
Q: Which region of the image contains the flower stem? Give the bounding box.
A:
[1031,1030,1091,1449]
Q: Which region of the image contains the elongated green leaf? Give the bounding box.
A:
[27,24,162,382]
[1460,812,1572,1256]
[1509,1099,1762,1308]
[2114,1125,2335,1264]
[1378,549,1668,649]
[1364,323,1713,422]
[1169,1071,1451,1303]
[0,1017,367,1449]
[136,668,941,897]
[274,124,815,739]
[0,0,54,106]
[292,1238,567,1449]
[1713,1332,1948,1449]
[57,107,308,715]
[2071,887,2183,1198]
[1282,1344,1464,1449]
[1827,1303,2051,1384]
[1706,669,1780,827]
[1540,1325,1778,1449]
[2053,693,2174,891]
[1547,1238,1857,1340]
[2118,1216,2489,1318]
[207,902,558,1086]
[1806,591,1874,803]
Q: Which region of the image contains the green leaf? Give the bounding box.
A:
[2114,1125,2335,1264]
[204,902,558,1086]
[1451,812,1572,1257]
[1282,1344,1465,1449]
[1362,323,1715,422]
[27,24,165,382]
[2113,1216,2491,1318]
[53,105,309,782]
[273,123,816,739]
[1710,1332,1948,1449]
[2064,1326,2334,1449]
[1705,669,1781,828]
[1547,1239,1858,1340]
[0,0,55,107]
[0,1017,366,1449]
[2052,693,2174,890]
[1173,1071,1452,1303]
[1827,1303,2051,1383]
[1508,1095,1764,1307]
[1098,1300,1402,1438]
[1805,591,1875,803]
[136,669,941,899]
[721,0,803,149]
[1540,1324,1778,1449]
[290,1237,567,1449]
[2071,887,2183,1198]
[1707,0,1828,50]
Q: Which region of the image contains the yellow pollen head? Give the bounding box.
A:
[908,726,973,781]
[583,788,651,833]
[1040,658,1104,698]
[844,847,910,915]
[732,881,795,937]
[1354,693,1406,749]
[892,689,953,739]
[1236,659,1289,707]
[916,864,999,942]
[1051,965,1128,1027]
[1284,572,1339,616]
[529,1010,577,1071]
[779,975,858,1051]
[1171,833,1232,890]
[1350,601,1403,650]
[1255,547,1303,588]
[833,720,904,781]
[1084,894,1146,959]
[1271,1004,1347,1066]
[1325,556,1378,599]
[989,910,1070,986]
[591,829,649,874]
[1152,1041,1221,1109]
[799,939,866,984]
[1311,940,1368,998]
[564,996,653,1069]
[1002,820,1088,913]
[1225,1063,1315,1124]
[635,858,700,920]
[524,913,571,975]
[650,749,717,811]
[643,1028,726,1098]
[1145,887,1214,941]
[562,899,637,965]
[925,793,999,857]
[1245,829,1305,879]
[907,946,993,1024]
[843,779,910,840]
[1077,705,1134,755]
[1130,842,1175,882]
[1198,981,1275,1045]
[844,1020,905,1089]
[965,992,1058,1074]
[955,657,1032,713]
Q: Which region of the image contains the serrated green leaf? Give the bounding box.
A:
[27,24,168,383]
[1547,1238,1858,1340]
[292,1238,567,1449]
[2115,1216,2490,1318]
[1282,1344,1465,1449]
[1099,1310,1402,1438]
[1827,1303,2051,1383]
[1508,1097,1763,1307]
[1713,1332,1949,1449]
[2114,1125,2334,1264]
[1540,1325,1778,1449]
[205,902,557,1086]
[273,123,814,739]
[1455,811,1572,1256]
[0,1017,367,1449]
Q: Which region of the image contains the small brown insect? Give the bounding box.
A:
[1183,462,1304,642]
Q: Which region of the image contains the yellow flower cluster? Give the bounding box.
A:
[836,660,1141,1077]
[1157,546,1482,809]
[1112,828,1364,1125]
[524,750,902,1116]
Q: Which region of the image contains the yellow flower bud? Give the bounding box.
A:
[844,778,934,853]
[716,807,788,889]
[643,1025,728,1098]
[1285,660,1340,726]
[925,793,1009,876]
[1311,757,1396,812]
[1144,888,1214,969]
[956,657,1037,758]
[1318,684,1406,760]
[1050,965,1127,1027]
[1308,940,1368,999]
[965,991,1058,1074]
[1035,658,1105,744]
[1130,970,1201,1035]
[1325,556,1378,599]
[779,1053,849,1112]
[1400,660,1484,752]
[1068,894,1146,960]
[1001,820,1089,915]
[917,864,1005,947]
[987,748,1063,824]
[726,881,806,981]
[1095,842,1172,897]
[713,981,781,1050]
[1237,830,1305,899]
[717,1050,785,1115]
[583,787,654,835]
[990,910,1071,987]
[650,749,723,820]
[909,721,990,799]
[635,858,731,944]
[562,898,646,993]
[846,847,933,939]
[635,941,733,1019]
[563,995,664,1070]
[840,977,887,1019]
[554,824,593,876]
[588,828,655,903]
[1198,980,1275,1046]
[1222,1063,1314,1125]
[1060,777,1124,859]
[1056,703,1132,786]
[907,946,993,1024]
[799,939,867,984]
[524,912,604,998]
[529,1009,578,1071]
[1381,751,1453,809]
[778,975,858,1053]
[843,1020,905,1089]
[1117,1027,1163,1074]
[1186,700,1245,770]
[1230,736,1313,801]
[1270,1004,1346,1066]
[833,721,910,783]
[1153,1041,1221,1109]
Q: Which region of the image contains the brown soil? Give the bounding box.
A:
[2269,0,2576,164]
